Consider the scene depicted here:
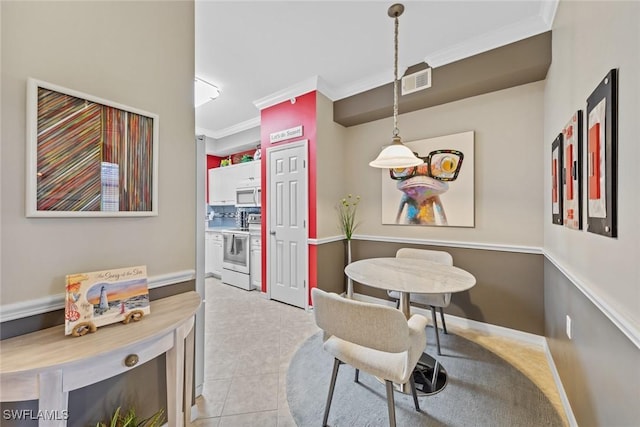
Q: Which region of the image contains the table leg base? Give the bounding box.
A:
[413,352,447,396]
[383,352,448,396]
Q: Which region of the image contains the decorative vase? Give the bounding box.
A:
[346,239,353,299]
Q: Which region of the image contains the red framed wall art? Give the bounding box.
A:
[562,111,583,230]
[586,69,618,237]
[551,133,563,225]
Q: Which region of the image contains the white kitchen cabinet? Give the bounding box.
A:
[205,232,214,275]
[205,231,223,277]
[212,231,223,277]
[250,234,261,290]
[208,167,234,205]
[208,161,261,206]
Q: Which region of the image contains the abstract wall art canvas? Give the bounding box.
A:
[551,133,564,225]
[562,111,583,230]
[381,131,474,227]
[586,69,618,237]
[26,78,159,217]
[65,265,150,336]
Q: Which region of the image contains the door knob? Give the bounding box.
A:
[270,231,276,235]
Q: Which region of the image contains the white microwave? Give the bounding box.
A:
[236,180,261,207]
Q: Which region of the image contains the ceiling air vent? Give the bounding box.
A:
[401,68,432,95]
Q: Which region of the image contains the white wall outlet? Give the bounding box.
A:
[566,314,572,339]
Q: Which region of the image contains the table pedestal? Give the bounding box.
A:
[413,352,447,395]
[388,352,447,396]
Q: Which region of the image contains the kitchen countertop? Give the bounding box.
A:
[206,226,230,232]
[206,227,262,235]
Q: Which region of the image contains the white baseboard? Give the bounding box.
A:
[543,340,578,427]
[190,404,199,422]
[352,292,546,347]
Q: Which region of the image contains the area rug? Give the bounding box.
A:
[287,331,564,426]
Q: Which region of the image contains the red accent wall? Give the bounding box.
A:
[259,91,318,303]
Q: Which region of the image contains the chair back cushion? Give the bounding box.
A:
[396,248,453,266]
[311,288,409,353]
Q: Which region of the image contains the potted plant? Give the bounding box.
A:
[96,407,165,427]
[337,194,360,298]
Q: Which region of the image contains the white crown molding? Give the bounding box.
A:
[253,75,339,111]
[539,0,560,28]
[543,250,640,350]
[351,234,543,254]
[332,68,393,101]
[197,116,261,140]
[0,270,196,323]
[316,76,340,102]
[426,15,551,68]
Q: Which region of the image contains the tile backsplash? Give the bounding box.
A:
[207,205,260,228]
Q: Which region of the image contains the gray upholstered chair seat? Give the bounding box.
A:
[322,313,427,384]
[312,288,428,427]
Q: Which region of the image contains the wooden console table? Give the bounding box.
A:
[0,291,201,426]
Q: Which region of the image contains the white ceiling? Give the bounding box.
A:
[195,0,557,142]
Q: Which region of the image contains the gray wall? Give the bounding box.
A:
[316,240,346,295]
[351,240,545,335]
[542,1,640,424]
[0,1,196,305]
[316,237,545,334]
[545,260,639,426]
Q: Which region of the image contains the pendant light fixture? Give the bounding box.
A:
[369,3,423,169]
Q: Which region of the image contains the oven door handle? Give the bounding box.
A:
[229,234,236,254]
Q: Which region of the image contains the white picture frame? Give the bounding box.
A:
[26,78,159,217]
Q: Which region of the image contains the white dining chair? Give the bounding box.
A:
[387,248,453,355]
[311,288,428,427]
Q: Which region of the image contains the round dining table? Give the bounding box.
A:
[344,257,477,395]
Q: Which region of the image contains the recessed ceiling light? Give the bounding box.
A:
[195,77,220,108]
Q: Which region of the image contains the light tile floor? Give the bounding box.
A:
[193,278,318,427]
[192,278,567,426]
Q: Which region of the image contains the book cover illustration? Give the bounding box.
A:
[65,265,150,336]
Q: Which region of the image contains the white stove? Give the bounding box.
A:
[222,229,251,290]
[221,213,261,291]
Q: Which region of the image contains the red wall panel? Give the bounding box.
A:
[259,91,317,301]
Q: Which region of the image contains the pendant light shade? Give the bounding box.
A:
[369,3,422,169]
[369,136,423,168]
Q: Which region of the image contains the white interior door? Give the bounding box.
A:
[268,140,308,309]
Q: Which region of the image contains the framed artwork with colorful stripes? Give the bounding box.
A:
[26,78,159,217]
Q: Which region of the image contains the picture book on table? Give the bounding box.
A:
[65,265,150,336]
